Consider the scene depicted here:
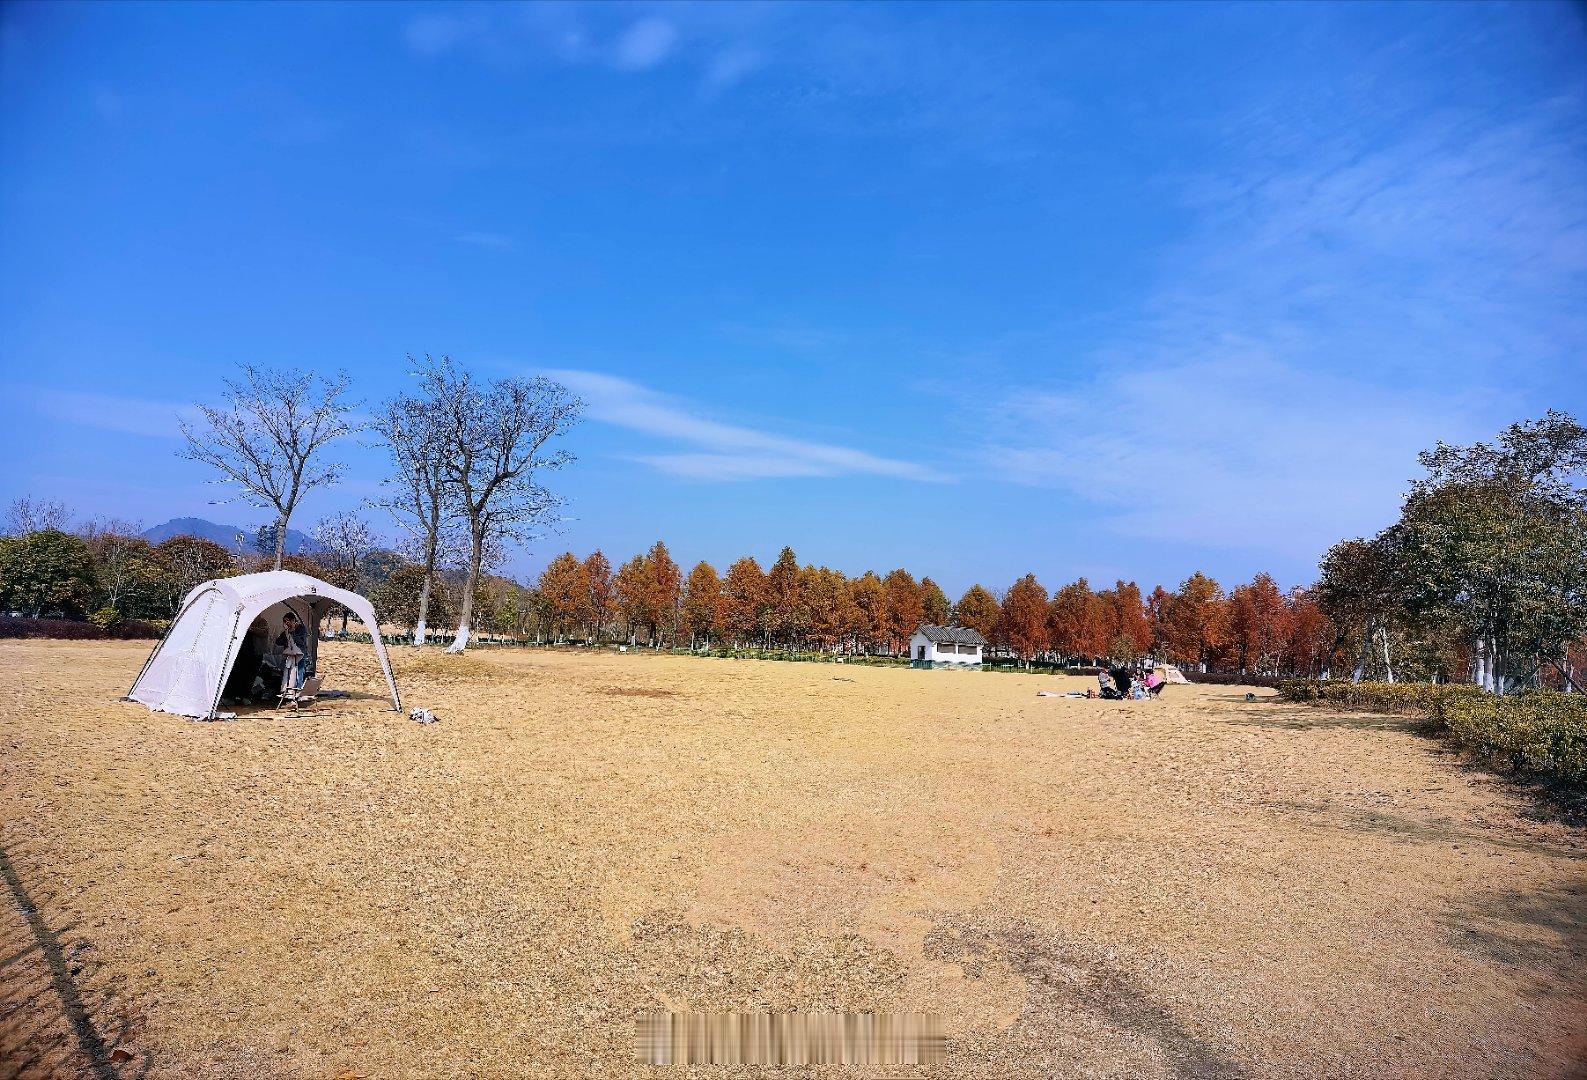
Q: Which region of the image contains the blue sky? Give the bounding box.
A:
[3,1,1584,597]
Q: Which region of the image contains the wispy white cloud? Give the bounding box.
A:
[31,390,200,439]
[714,322,849,355]
[404,13,472,59]
[544,369,946,483]
[971,91,1584,562]
[703,47,761,91]
[982,352,1504,554]
[405,8,683,76]
[612,18,677,71]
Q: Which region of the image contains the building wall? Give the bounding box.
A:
[910,635,982,665]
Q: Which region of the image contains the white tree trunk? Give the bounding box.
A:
[414,571,433,646]
[273,513,288,571]
[447,527,484,654]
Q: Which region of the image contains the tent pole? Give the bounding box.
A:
[205,611,243,720]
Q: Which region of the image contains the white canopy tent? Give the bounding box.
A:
[127,570,401,719]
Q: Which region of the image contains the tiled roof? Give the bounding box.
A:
[914,623,987,646]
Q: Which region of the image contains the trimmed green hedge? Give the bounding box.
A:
[1436,691,1587,784]
[1278,679,1587,784]
[1275,679,1487,714]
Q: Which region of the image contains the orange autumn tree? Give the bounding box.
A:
[998,573,1050,665]
[537,552,592,642]
[1284,586,1335,677]
[612,553,652,646]
[1161,572,1230,673]
[583,550,614,641]
[1146,585,1173,659]
[919,577,951,625]
[681,560,722,649]
[953,584,1001,642]
[1100,580,1153,661]
[849,571,888,654]
[1227,572,1290,675]
[882,568,924,655]
[1047,578,1099,659]
[803,565,857,652]
[720,557,767,647]
[645,541,682,647]
[764,546,806,648]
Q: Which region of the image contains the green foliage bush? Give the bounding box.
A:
[0,529,101,618]
[1435,691,1587,784]
[1275,679,1486,714]
[1279,679,1586,784]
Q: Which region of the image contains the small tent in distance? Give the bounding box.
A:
[127,570,401,719]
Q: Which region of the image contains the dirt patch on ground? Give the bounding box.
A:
[1,641,1583,1077]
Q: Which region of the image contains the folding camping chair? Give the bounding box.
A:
[279,675,323,712]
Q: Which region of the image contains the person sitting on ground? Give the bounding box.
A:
[1143,669,1165,697]
[1100,667,1135,700]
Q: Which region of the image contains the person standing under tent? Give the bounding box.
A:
[276,610,310,690]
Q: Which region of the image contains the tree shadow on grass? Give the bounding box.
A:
[1221,700,1433,734]
[924,913,1247,1079]
[0,845,149,1078]
[1231,699,1587,828]
[212,688,397,721]
[1441,885,1587,990]
[1265,800,1587,862]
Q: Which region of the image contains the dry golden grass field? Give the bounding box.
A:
[1,639,1584,1079]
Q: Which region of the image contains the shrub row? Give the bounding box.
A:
[1435,691,1587,784]
[1183,671,1287,688]
[0,616,163,640]
[677,647,912,667]
[1275,679,1488,714]
[1278,679,1586,784]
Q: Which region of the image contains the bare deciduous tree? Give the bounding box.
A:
[178,364,359,571]
[311,511,377,633]
[78,517,148,612]
[371,382,458,645]
[5,496,72,535]
[418,356,581,652]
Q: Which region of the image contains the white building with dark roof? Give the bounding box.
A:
[909,624,986,667]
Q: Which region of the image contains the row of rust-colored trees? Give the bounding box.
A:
[531,541,1340,676]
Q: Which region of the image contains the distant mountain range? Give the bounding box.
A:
[141,517,325,555]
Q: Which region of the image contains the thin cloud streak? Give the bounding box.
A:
[31,390,200,440]
[453,231,515,250]
[971,92,1581,563]
[546,369,948,484]
[612,18,677,71]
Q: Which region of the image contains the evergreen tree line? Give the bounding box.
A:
[0,522,541,644]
